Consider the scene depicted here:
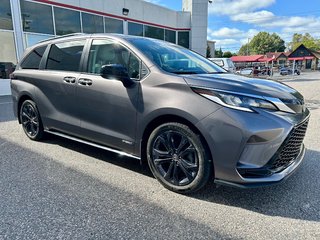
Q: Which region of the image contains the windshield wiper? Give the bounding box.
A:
[207,71,227,74]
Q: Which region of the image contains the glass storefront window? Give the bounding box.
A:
[144,25,164,40]
[0,31,17,78]
[0,0,13,30]
[178,31,189,48]
[82,12,104,34]
[20,0,54,35]
[165,29,176,44]
[24,33,54,48]
[104,17,123,34]
[54,7,81,35]
[128,22,143,36]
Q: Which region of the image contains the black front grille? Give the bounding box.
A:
[268,119,309,171]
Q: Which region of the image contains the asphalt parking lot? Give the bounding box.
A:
[0,72,319,239]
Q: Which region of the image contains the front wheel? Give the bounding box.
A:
[147,122,212,193]
[20,100,44,141]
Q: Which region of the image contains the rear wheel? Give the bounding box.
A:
[147,122,211,193]
[20,100,44,141]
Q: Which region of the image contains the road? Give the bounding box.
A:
[0,72,319,239]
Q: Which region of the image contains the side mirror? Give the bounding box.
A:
[100,64,135,88]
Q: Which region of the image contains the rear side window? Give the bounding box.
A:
[21,46,47,69]
[46,40,86,72]
[213,60,224,67]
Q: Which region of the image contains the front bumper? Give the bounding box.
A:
[196,107,310,187]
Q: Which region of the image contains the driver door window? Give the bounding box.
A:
[88,39,141,79]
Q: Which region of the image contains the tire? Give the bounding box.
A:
[146,122,212,194]
[20,100,44,141]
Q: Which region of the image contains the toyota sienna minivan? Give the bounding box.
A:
[11,34,310,193]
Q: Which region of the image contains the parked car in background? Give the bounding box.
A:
[280,67,300,75]
[208,58,236,73]
[11,34,310,194]
[236,68,253,75]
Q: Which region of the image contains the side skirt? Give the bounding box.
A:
[45,130,141,160]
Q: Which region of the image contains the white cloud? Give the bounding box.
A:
[209,27,243,38]
[208,27,259,40]
[231,10,275,24]
[208,0,275,16]
[144,0,162,4]
[263,16,318,28]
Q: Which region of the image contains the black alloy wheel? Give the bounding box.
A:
[20,100,44,140]
[147,122,211,193]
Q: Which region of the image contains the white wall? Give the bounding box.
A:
[182,0,208,56]
[54,0,188,29]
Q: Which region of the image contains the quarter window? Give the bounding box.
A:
[21,45,47,69]
[46,40,85,72]
[88,39,140,79]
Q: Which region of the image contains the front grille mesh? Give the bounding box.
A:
[269,119,309,171]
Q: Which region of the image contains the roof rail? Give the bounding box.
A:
[38,33,86,43]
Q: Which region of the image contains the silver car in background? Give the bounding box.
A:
[11,34,309,193]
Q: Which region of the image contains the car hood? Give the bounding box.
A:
[184,73,303,101]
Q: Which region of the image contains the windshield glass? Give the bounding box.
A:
[127,38,226,74]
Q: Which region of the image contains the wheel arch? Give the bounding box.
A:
[140,114,213,169]
[17,94,34,124]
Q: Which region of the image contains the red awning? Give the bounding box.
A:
[231,55,264,62]
[258,57,274,62]
[288,56,314,60]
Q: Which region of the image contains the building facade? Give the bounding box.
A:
[0,0,209,80]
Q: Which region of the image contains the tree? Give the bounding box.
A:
[238,32,285,55]
[289,33,320,51]
[206,45,211,58]
[215,47,223,57]
[238,43,249,56]
[222,51,233,58]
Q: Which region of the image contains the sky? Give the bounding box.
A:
[144,0,320,53]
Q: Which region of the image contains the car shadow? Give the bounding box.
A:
[42,134,154,178]
[281,78,320,83]
[191,148,320,222]
[43,134,320,222]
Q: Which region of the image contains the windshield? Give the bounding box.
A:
[127,38,226,74]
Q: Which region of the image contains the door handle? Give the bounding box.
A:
[78,78,93,86]
[63,76,76,83]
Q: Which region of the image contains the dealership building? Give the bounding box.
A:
[0,0,209,74]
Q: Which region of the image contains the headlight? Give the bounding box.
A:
[192,87,278,112]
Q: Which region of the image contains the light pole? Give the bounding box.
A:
[246,38,250,55]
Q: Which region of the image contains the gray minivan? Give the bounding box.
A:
[11,34,309,193]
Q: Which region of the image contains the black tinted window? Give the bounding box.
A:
[20,0,54,34]
[0,0,13,30]
[82,13,104,33]
[144,25,164,40]
[165,30,176,44]
[128,22,143,36]
[21,46,47,69]
[46,40,85,72]
[54,7,81,35]
[104,17,123,33]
